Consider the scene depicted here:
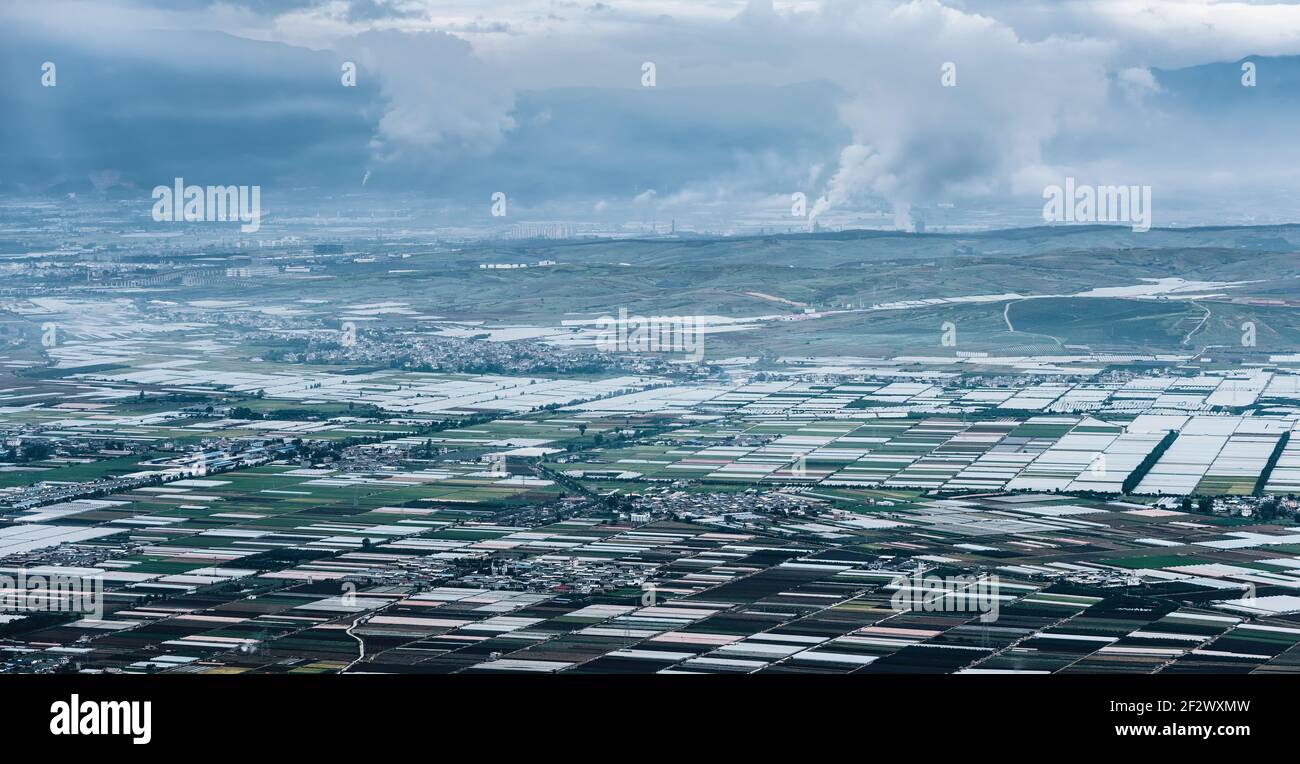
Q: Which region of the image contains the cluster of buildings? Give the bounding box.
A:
[623,487,829,526]
[459,556,652,595]
[272,328,695,377]
[478,259,558,269]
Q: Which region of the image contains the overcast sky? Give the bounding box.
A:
[5,0,1300,229]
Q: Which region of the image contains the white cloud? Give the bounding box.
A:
[347,29,516,164]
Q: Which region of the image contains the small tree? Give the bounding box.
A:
[20,442,51,462]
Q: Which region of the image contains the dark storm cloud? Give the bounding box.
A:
[0,20,846,207]
[6,0,1300,227]
[0,25,375,195]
